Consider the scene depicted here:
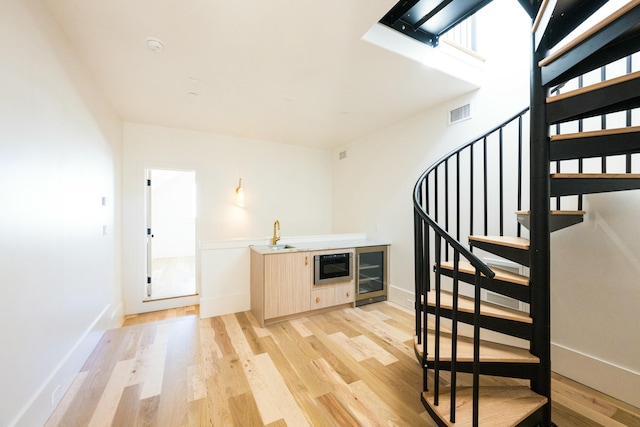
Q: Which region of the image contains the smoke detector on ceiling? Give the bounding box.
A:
[145,37,165,53]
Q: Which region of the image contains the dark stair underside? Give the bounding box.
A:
[379,0,493,46]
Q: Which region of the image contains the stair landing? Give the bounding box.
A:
[422,386,547,427]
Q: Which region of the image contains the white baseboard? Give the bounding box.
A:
[552,342,640,408]
[388,284,415,310]
[14,304,112,427]
[200,293,250,319]
[109,301,124,329]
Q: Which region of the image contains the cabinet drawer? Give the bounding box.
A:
[311,283,354,310]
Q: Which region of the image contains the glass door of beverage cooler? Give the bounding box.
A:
[356,246,388,306]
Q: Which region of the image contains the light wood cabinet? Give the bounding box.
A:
[251,248,356,326]
[251,250,312,325]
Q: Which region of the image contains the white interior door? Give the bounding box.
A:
[145,169,197,300]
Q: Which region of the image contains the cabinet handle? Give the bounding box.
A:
[316,297,320,303]
[346,292,350,297]
[305,256,308,266]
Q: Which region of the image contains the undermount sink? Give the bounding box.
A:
[269,244,295,250]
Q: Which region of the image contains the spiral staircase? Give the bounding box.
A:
[403,0,640,425]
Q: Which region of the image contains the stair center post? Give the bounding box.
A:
[529,27,554,426]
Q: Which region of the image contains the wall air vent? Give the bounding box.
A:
[449,103,471,125]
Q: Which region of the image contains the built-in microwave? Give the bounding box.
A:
[314,252,353,285]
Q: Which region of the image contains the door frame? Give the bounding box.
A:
[127,163,200,314]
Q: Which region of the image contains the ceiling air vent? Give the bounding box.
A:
[449,103,471,125]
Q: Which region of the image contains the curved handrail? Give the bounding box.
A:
[413,195,494,277]
[413,106,530,279]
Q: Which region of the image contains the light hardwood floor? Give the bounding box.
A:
[45,303,640,426]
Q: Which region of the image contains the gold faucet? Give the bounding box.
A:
[271,220,280,245]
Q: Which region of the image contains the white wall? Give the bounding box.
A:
[122,123,333,315]
[0,0,123,425]
[551,194,640,407]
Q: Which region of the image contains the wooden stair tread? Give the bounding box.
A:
[516,210,586,233]
[423,290,532,324]
[413,334,539,364]
[515,210,586,215]
[550,126,640,161]
[422,386,547,427]
[552,173,640,179]
[468,235,529,250]
[539,0,640,67]
[547,70,640,104]
[439,260,529,286]
[551,126,640,141]
[531,0,552,34]
[551,173,640,197]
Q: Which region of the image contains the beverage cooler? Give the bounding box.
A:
[355,245,388,306]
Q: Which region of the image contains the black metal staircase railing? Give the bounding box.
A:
[413,108,529,425]
[413,50,640,424]
[410,0,640,424]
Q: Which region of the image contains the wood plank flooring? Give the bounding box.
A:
[45,303,640,426]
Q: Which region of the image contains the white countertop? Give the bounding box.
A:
[250,239,389,255]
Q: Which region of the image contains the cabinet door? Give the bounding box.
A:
[264,252,311,319]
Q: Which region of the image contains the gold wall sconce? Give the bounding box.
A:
[235,178,245,207]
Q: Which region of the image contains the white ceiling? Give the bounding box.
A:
[42,0,478,149]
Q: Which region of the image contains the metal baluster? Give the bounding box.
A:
[434,170,439,257]
[414,186,423,349]
[555,121,561,211]
[483,137,488,235]
[578,75,584,211]
[456,152,461,244]
[434,234,442,406]
[578,157,584,211]
[445,160,450,261]
[473,269,482,427]
[499,128,504,236]
[424,178,431,388]
[450,251,460,423]
[517,115,523,237]
[627,55,633,173]
[470,143,475,244]
[601,66,607,173]
[425,178,431,297]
